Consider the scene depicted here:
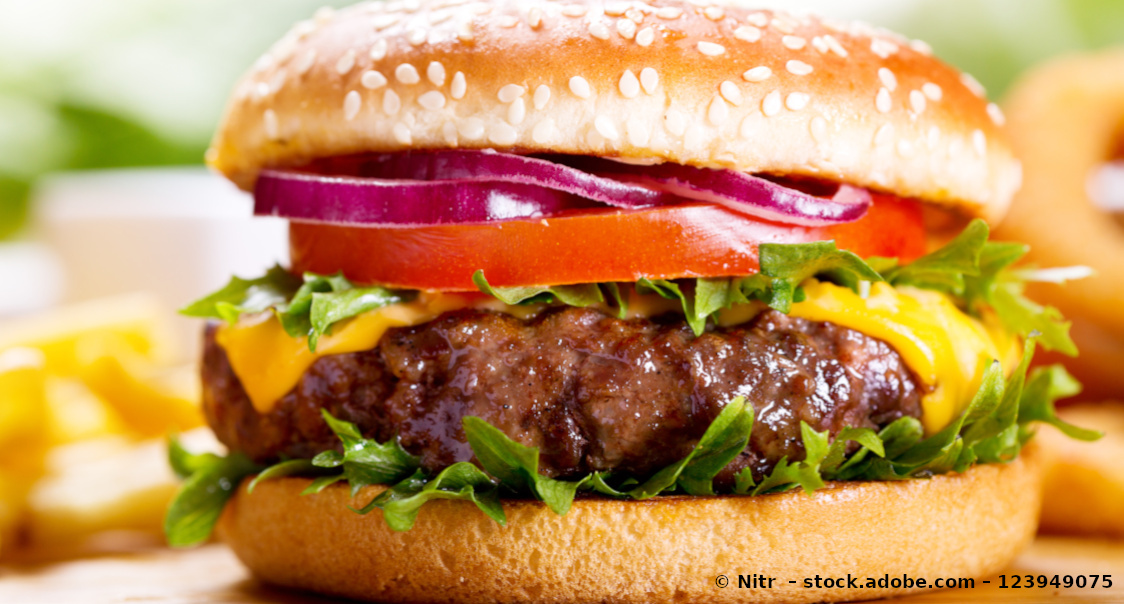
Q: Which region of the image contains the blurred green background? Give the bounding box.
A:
[1,0,1122,240]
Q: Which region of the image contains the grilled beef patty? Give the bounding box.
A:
[203,307,924,485]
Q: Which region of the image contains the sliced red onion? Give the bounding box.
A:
[258,150,871,228]
[549,156,871,226]
[255,171,599,226]
[304,150,678,209]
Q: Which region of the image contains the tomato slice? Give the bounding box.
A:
[290,193,925,291]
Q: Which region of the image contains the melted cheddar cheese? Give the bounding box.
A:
[216,281,1017,432]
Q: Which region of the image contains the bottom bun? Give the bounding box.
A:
[218,447,1043,604]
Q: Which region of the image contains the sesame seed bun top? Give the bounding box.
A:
[208,0,1020,222]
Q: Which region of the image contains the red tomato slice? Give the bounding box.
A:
[290,193,925,291]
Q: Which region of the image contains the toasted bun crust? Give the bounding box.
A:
[217,447,1042,604]
[209,0,1019,221]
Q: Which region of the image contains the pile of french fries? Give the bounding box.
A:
[0,294,211,555]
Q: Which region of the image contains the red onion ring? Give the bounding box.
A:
[255,171,599,226]
[256,150,871,228]
[549,155,872,226]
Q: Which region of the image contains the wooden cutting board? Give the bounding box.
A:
[1,537,1121,603]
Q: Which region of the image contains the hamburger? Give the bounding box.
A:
[164,1,1096,602]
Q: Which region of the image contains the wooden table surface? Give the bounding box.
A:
[1,537,1122,603]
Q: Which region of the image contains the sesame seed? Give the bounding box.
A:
[787,60,813,76]
[419,90,447,110]
[429,10,452,25]
[656,7,682,19]
[458,117,485,139]
[457,20,475,42]
[617,18,637,39]
[961,73,986,98]
[619,70,641,99]
[665,109,687,136]
[926,126,941,149]
[734,26,761,43]
[589,22,611,40]
[626,115,650,146]
[708,96,730,125]
[489,123,519,145]
[640,68,659,94]
[253,82,270,100]
[407,28,426,45]
[770,18,795,34]
[372,14,400,30]
[720,81,742,106]
[742,66,772,82]
[427,62,446,86]
[569,76,592,99]
[697,42,725,56]
[824,35,848,57]
[336,50,357,75]
[263,109,279,140]
[393,123,412,144]
[878,68,897,91]
[344,90,361,120]
[498,84,526,103]
[442,121,458,145]
[269,69,287,94]
[876,88,892,113]
[897,139,916,158]
[595,116,620,140]
[450,72,467,99]
[782,36,807,50]
[810,116,828,142]
[762,91,782,117]
[561,4,587,17]
[625,8,643,23]
[972,129,987,156]
[871,39,899,58]
[810,36,828,53]
[508,97,526,124]
[987,103,1006,126]
[922,82,942,101]
[383,89,401,115]
[704,6,725,20]
[528,7,543,28]
[395,64,420,84]
[497,15,519,27]
[746,12,768,27]
[604,3,628,17]
[786,92,810,111]
[532,119,555,144]
[636,27,655,47]
[874,123,894,146]
[910,90,926,114]
[534,85,551,109]
[909,39,933,55]
[361,70,388,89]
[370,39,389,61]
[296,49,317,75]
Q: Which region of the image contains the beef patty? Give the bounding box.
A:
[202,307,924,484]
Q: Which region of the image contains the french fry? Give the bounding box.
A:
[25,430,220,547]
[0,348,50,555]
[78,354,203,439]
[0,293,175,376]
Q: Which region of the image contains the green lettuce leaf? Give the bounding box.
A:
[1019,365,1102,441]
[313,410,420,497]
[473,270,627,318]
[180,265,301,324]
[359,464,505,531]
[164,438,260,548]
[462,416,587,515]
